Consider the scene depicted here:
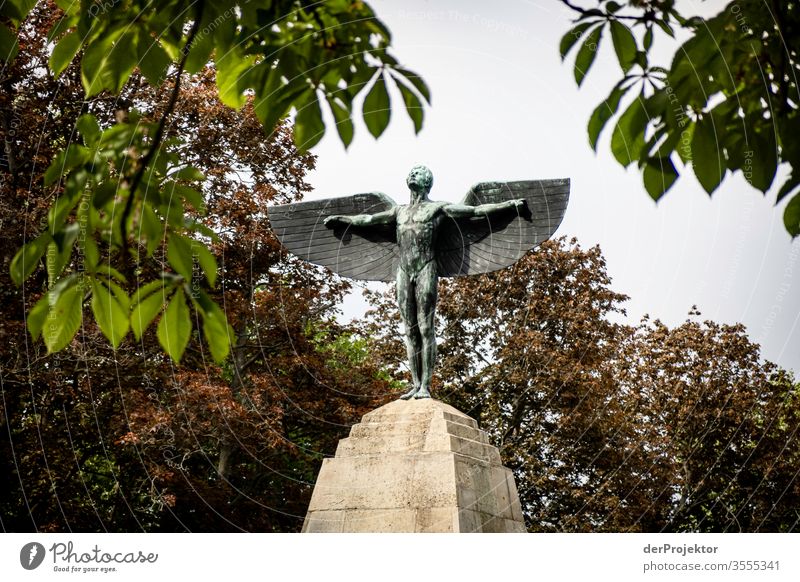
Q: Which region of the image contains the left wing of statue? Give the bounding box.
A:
[435,179,570,277]
[268,193,400,282]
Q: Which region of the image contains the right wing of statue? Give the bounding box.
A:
[435,179,570,277]
[268,192,400,282]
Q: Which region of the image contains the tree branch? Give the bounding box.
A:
[559,0,652,23]
[120,1,206,269]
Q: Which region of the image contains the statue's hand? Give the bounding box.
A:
[511,198,526,209]
[324,215,342,227]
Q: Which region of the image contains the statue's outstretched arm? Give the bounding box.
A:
[324,207,397,228]
[443,199,525,219]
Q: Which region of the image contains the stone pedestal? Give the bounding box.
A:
[302,399,526,533]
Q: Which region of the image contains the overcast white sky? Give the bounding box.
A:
[303,0,799,374]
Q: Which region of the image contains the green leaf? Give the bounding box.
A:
[642,91,669,123]
[10,232,51,285]
[27,294,50,341]
[49,30,81,76]
[393,75,424,134]
[157,287,191,362]
[83,236,99,272]
[785,192,800,237]
[573,25,603,86]
[691,115,725,194]
[91,279,129,348]
[47,223,80,282]
[655,19,674,37]
[776,174,800,204]
[188,221,220,242]
[172,184,206,214]
[724,129,747,171]
[137,29,172,87]
[778,117,800,166]
[254,81,308,136]
[167,234,195,280]
[203,307,231,363]
[643,156,679,201]
[43,277,84,353]
[559,22,594,60]
[748,128,778,193]
[159,194,186,229]
[167,234,216,286]
[610,95,648,167]
[577,8,604,20]
[81,29,139,96]
[643,27,653,51]
[676,122,694,164]
[216,50,256,109]
[193,244,218,287]
[609,20,637,73]
[634,49,648,70]
[133,279,169,304]
[47,11,78,42]
[131,286,169,341]
[191,289,231,363]
[326,95,354,149]
[48,190,81,229]
[394,67,430,104]
[1,0,36,25]
[139,203,163,256]
[171,166,205,182]
[362,72,391,138]
[294,92,325,151]
[0,22,19,64]
[76,114,101,147]
[92,182,118,209]
[97,264,127,283]
[185,25,214,74]
[44,144,91,187]
[588,82,628,150]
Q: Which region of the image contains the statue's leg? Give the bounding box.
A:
[396,270,422,400]
[413,263,437,400]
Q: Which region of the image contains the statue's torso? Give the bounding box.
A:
[396,201,446,276]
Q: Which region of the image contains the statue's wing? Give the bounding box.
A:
[435,179,570,276]
[268,192,399,282]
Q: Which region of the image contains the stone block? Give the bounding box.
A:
[415,507,457,533]
[302,510,345,533]
[302,399,526,533]
[490,465,513,520]
[343,508,416,532]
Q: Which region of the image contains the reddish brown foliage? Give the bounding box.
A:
[361,238,799,532]
[0,4,392,532]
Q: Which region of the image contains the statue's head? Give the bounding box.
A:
[407,164,433,199]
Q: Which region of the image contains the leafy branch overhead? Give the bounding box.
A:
[3,0,430,362]
[559,0,800,237]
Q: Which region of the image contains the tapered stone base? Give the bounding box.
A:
[302,399,526,533]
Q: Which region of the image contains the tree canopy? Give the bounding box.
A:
[1,5,396,531]
[364,239,799,532]
[559,0,800,237]
[3,0,429,363]
[2,1,797,534]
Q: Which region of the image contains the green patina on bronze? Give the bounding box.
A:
[269,166,570,399]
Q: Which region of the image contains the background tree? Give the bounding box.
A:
[361,238,800,532]
[615,317,799,532]
[558,0,800,237]
[3,0,430,361]
[0,5,394,532]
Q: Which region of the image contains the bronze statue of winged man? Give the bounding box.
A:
[269,165,569,400]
